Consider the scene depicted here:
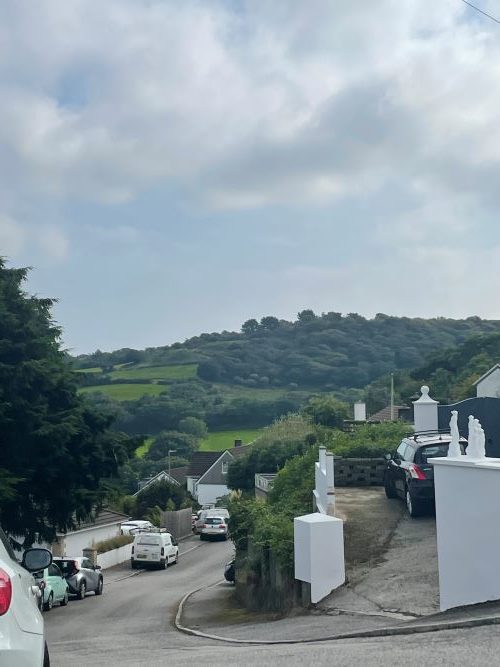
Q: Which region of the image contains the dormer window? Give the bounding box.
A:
[222,461,229,475]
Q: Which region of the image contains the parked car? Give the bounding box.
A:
[120,520,154,535]
[0,524,53,666]
[224,559,235,583]
[53,557,103,599]
[131,532,178,569]
[199,516,229,541]
[194,508,229,534]
[384,432,467,517]
[33,563,69,611]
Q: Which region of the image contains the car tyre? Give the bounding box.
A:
[131,560,138,570]
[44,592,54,612]
[43,642,50,667]
[406,487,423,518]
[77,581,86,600]
[384,475,397,499]
[200,534,205,541]
[174,551,179,564]
[60,590,69,606]
[159,559,166,570]
[95,578,103,595]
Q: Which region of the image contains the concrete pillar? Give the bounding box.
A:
[354,402,367,422]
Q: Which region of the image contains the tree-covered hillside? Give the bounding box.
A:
[74,312,500,392]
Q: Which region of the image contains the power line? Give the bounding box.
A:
[460,0,500,24]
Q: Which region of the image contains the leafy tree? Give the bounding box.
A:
[260,316,280,330]
[297,309,316,323]
[178,416,208,439]
[0,260,134,546]
[302,395,351,429]
[241,319,259,335]
[147,431,199,460]
[134,480,191,518]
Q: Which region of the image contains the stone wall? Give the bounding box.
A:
[334,457,386,486]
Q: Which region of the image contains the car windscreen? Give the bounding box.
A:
[417,443,453,463]
[137,535,162,545]
[55,560,77,575]
[205,518,224,525]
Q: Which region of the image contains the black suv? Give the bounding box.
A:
[384,432,466,517]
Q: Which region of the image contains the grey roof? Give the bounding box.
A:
[228,444,253,459]
[187,451,225,477]
[58,508,130,535]
[133,470,181,496]
[169,466,188,485]
[368,405,411,422]
[473,364,500,386]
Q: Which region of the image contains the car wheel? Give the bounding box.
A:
[77,581,86,600]
[406,488,423,518]
[60,590,69,606]
[43,641,50,667]
[131,560,138,570]
[159,559,166,570]
[95,578,103,595]
[44,592,53,612]
[174,551,179,564]
[384,475,397,499]
[200,534,205,541]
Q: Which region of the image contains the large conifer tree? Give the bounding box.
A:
[0,259,131,545]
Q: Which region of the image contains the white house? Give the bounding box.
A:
[187,446,251,506]
[473,364,500,398]
[50,509,130,557]
[134,469,181,496]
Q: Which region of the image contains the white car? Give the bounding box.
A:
[0,525,53,666]
[199,515,229,541]
[120,520,154,535]
[131,532,179,570]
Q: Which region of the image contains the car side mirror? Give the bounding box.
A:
[22,548,52,572]
[94,564,102,570]
[385,453,392,461]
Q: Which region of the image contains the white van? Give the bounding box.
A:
[131,532,178,570]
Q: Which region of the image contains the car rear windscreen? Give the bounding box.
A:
[418,443,453,462]
[205,517,224,525]
[137,535,162,545]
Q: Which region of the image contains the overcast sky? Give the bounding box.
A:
[2,0,500,354]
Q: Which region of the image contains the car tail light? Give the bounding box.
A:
[161,547,164,556]
[218,524,225,529]
[0,569,12,616]
[409,464,426,480]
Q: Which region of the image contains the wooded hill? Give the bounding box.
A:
[74,312,500,392]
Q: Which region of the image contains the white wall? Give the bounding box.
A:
[196,484,229,507]
[186,477,197,496]
[433,457,500,610]
[477,369,500,397]
[62,524,121,557]
[97,543,132,570]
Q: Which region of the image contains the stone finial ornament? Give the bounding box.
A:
[448,410,462,458]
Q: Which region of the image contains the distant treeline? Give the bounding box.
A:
[73,312,500,392]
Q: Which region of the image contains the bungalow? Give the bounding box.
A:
[48,509,130,558]
[474,364,500,398]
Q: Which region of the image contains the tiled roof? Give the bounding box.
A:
[187,451,224,477]
[169,466,188,485]
[228,444,253,459]
[368,405,410,422]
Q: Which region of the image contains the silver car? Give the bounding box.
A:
[53,557,103,599]
[199,516,229,541]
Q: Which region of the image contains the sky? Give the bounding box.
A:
[2,0,500,355]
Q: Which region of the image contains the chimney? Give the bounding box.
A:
[413,386,438,433]
[354,402,367,422]
[234,439,242,448]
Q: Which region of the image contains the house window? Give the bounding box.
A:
[222,461,229,475]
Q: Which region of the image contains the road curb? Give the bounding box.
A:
[174,584,500,645]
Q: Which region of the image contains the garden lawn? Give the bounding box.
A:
[200,429,262,452]
[79,383,168,400]
[109,363,197,381]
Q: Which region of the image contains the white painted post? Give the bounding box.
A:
[354,402,367,422]
[413,385,439,433]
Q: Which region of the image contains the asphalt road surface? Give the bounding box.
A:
[45,535,500,667]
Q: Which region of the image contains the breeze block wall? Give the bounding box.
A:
[334,457,386,487]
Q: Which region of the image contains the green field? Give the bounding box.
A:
[79,383,168,400]
[200,429,261,452]
[213,383,310,401]
[110,364,198,381]
[74,367,103,374]
[135,436,154,458]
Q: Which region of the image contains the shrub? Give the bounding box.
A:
[93,534,133,554]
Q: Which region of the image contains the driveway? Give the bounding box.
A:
[322,488,439,618]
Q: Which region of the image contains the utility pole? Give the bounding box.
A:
[390,373,395,421]
[168,449,176,478]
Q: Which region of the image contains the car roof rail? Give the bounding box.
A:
[404,428,452,441]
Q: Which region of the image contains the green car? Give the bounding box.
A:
[33,562,69,611]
